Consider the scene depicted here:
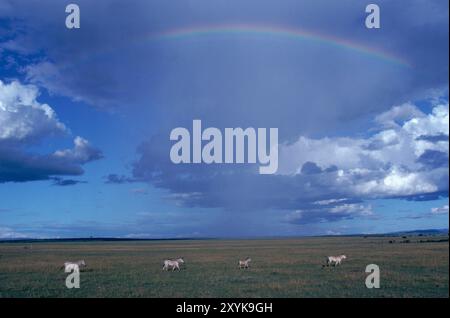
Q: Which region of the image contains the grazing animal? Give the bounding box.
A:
[163,257,184,271]
[238,258,252,269]
[324,255,347,267]
[62,260,86,271]
[175,257,185,268]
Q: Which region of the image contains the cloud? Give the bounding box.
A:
[0,226,29,239]
[1,0,448,139]
[0,0,448,232]
[0,209,209,238]
[281,103,449,173]
[104,174,136,184]
[0,80,66,143]
[51,177,87,187]
[400,203,449,220]
[325,230,342,235]
[417,150,449,169]
[416,134,449,143]
[130,100,448,225]
[24,61,121,107]
[279,102,449,200]
[375,103,426,129]
[53,136,103,164]
[0,147,82,182]
[0,80,103,183]
[354,168,438,197]
[300,162,323,175]
[431,204,449,215]
[286,203,373,225]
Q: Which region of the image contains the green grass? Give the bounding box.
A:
[0,236,448,297]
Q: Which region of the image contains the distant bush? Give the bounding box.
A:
[419,238,449,243]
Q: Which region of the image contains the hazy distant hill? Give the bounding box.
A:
[386,229,448,236]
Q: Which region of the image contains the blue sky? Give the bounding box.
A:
[0,0,448,238]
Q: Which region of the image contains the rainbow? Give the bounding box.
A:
[151,24,411,68]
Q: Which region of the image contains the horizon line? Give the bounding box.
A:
[1,228,447,242]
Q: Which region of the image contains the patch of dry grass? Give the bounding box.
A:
[0,236,448,297]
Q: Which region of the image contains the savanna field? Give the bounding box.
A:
[0,236,448,298]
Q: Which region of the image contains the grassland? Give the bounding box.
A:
[0,236,448,298]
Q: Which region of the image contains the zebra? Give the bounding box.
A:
[163,257,184,271]
[238,258,252,269]
[324,255,347,267]
[62,260,86,271]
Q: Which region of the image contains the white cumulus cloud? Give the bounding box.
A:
[54,136,103,164]
[0,80,102,183]
[279,101,449,199]
[0,80,66,142]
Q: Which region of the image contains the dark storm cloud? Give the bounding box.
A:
[1,0,448,225]
[0,0,447,137]
[0,148,81,182]
[130,101,448,222]
[300,162,323,175]
[0,119,103,182]
[131,138,378,224]
[131,138,367,213]
[0,144,101,183]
